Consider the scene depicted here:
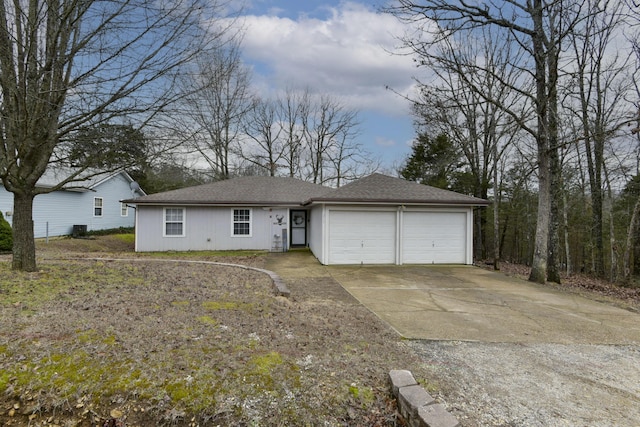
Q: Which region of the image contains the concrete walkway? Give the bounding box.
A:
[267,251,640,344]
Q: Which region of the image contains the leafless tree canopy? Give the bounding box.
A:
[387,0,639,283]
[0,0,235,270]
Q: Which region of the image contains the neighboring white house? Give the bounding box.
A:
[124,173,489,265]
[0,169,146,238]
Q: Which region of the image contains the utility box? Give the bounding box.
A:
[72,224,87,238]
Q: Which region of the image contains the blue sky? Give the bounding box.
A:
[234,0,418,171]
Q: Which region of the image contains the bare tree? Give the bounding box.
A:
[626,0,640,62]
[622,87,640,281]
[386,0,583,283]
[181,42,255,180]
[565,0,633,278]
[412,26,525,265]
[278,88,309,178]
[241,98,285,176]
[240,88,370,185]
[301,94,360,184]
[326,129,380,188]
[0,0,232,271]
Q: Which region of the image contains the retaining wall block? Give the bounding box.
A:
[389,370,460,427]
[418,403,460,427]
[389,369,418,395]
[398,385,436,420]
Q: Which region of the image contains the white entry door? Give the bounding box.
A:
[328,210,396,264]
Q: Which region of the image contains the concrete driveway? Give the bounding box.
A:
[267,252,640,344]
[328,264,640,344]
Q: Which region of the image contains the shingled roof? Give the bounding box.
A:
[124,176,331,205]
[125,173,489,206]
[305,173,489,206]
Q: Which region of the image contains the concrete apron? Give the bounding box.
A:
[331,265,640,344]
[267,252,640,344]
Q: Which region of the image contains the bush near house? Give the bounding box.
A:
[0,211,12,252]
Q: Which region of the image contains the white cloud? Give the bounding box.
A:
[375,136,397,147]
[237,2,417,116]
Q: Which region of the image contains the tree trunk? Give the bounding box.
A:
[547,144,562,283]
[493,198,500,270]
[562,188,572,275]
[530,159,551,284]
[623,194,640,282]
[610,205,617,282]
[493,138,500,270]
[528,0,550,284]
[545,14,561,284]
[12,192,37,272]
[474,209,484,260]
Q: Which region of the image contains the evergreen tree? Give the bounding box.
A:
[400,133,463,190]
[0,212,12,252]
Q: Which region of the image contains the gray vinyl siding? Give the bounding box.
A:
[135,205,274,252]
[0,172,136,238]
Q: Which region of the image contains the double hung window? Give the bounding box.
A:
[232,209,251,236]
[164,208,185,237]
[94,198,103,217]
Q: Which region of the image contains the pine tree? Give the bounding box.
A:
[400,133,462,190]
[0,211,12,252]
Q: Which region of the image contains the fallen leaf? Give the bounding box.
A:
[110,409,123,419]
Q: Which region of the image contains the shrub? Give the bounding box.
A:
[86,226,134,236]
[0,211,12,252]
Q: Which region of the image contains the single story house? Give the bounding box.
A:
[0,169,146,238]
[124,173,489,265]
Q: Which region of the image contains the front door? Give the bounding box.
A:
[290,210,307,246]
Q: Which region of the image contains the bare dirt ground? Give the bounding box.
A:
[0,236,424,426]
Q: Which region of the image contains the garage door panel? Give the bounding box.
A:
[329,211,395,264]
[402,211,466,264]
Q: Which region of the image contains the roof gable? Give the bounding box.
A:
[36,167,144,195]
[306,173,489,206]
[127,176,331,205]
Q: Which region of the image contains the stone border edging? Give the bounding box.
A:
[389,370,460,427]
[64,257,291,297]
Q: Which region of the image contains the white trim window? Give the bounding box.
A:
[93,197,103,217]
[164,207,185,237]
[232,208,251,237]
[120,202,129,217]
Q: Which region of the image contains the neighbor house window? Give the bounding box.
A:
[232,208,251,236]
[164,208,185,237]
[94,197,103,217]
[121,202,128,217]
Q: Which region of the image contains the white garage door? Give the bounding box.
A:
[402,211,467,264]
[328,210,396,264]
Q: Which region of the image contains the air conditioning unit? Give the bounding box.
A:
[72,224,87,238]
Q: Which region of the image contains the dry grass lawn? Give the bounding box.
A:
[0,236,424,426]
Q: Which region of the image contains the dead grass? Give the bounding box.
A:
[0,236,421,426]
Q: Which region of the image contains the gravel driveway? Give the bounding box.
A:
[408,340,640,426]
